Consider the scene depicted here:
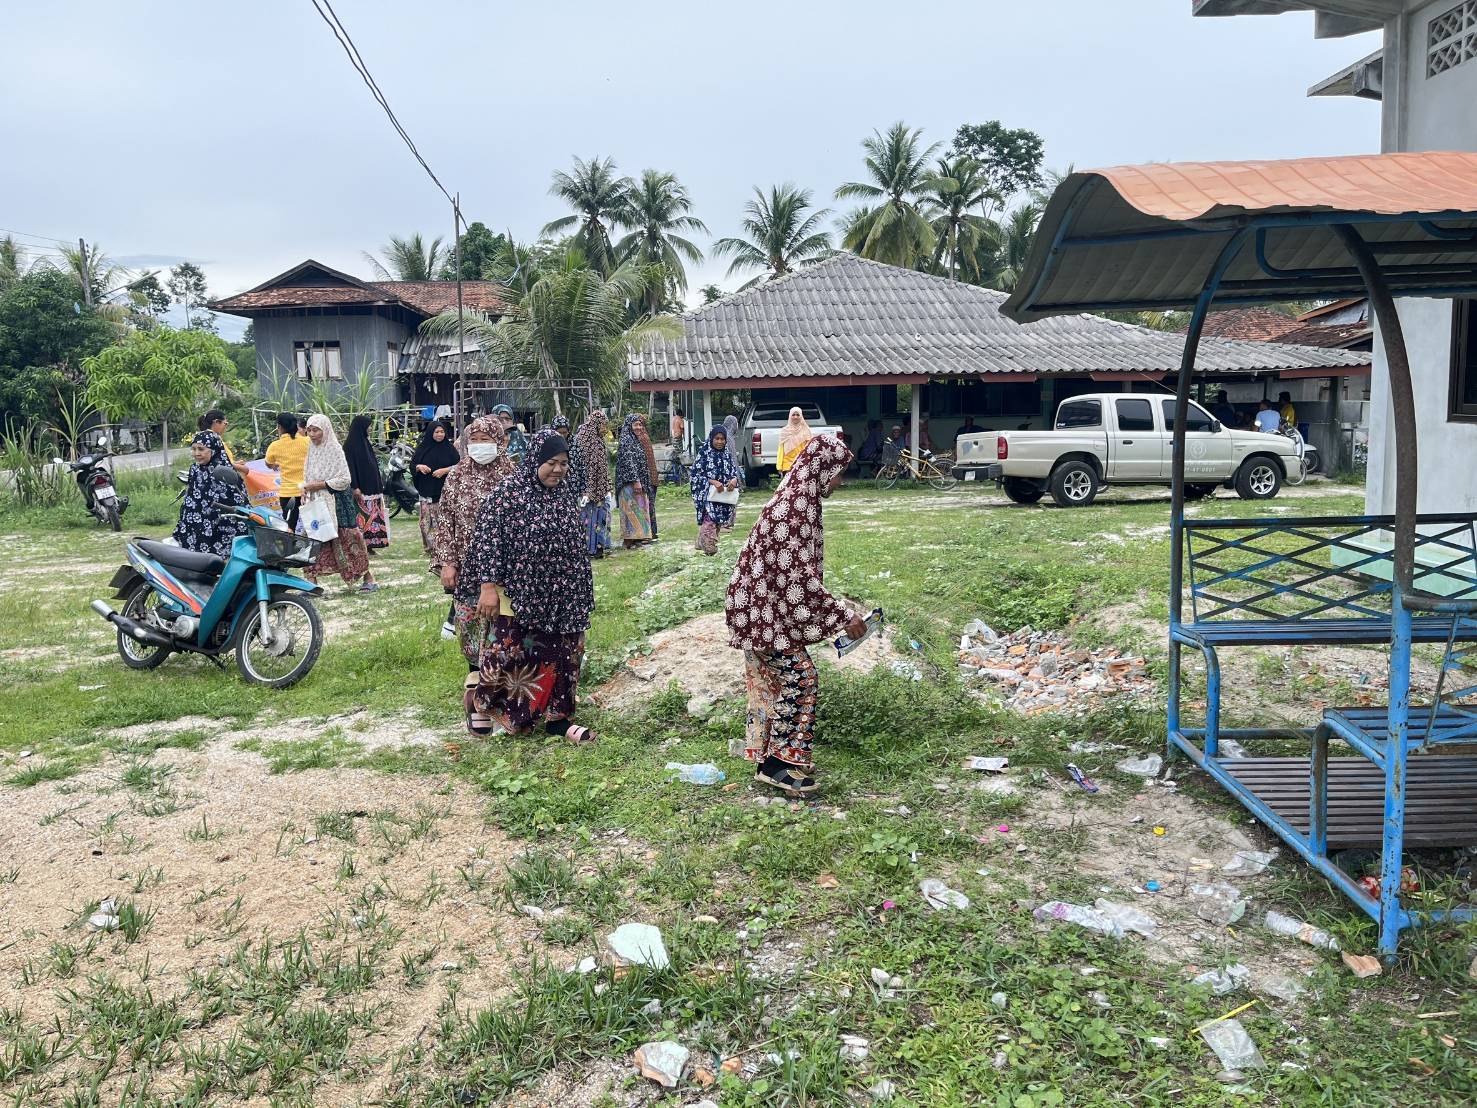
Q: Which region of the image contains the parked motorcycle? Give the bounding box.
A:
[91,467,325,687]
[56,450,128,531]
[383,440,420,517]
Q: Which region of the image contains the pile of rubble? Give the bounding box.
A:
[957,620,1156,714]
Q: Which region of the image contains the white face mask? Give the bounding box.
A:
[467,442,499,464]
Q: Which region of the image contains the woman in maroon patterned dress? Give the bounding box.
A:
[725,435,866,794]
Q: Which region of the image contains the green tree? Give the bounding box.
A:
[922,156,996,281]
[975,202,1043,293]
[124,272,171,323]
[167,262,217,332]
[541,156,634,276]
[0,236,43,290]
[950,121,1045,211]
[60,242,131,304]
[711,184,833,289]
[836,122,941,267]
[0,270,115,427]
[441,222,508,280]
[616,169,708,311]
[364,233,446,281]
[422,241,677,408]
[700,284,724,304]
[84,327,234,466]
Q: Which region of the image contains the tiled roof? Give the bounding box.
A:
[373,281,508,315]
[630,254,1370,385]
[210,259,508,317]
[1273,321,1371,349]
[1197,308,1304,342]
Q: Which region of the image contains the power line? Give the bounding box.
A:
[0,226,73,246]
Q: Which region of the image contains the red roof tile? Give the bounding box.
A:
[1272,321,1372,349]
[212,275,508,316]
[371,281,508,315]
[1196,308,1304,342]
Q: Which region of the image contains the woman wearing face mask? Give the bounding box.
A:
[173,430,248,556]
[463,430,597,742]
[431,416,515,677]
[410,419,460,553]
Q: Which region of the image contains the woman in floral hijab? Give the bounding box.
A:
[432,415,515,678]
[463,430,597,742]
[689,424,740,555]
[725,435,865,795]
[173,430,247,556]
[615,413,657,547]
[571,409,613,557]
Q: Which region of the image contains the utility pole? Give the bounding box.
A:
[77,238,93,306]
[453,194,465,426]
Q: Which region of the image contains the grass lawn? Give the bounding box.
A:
[0,470,1474,1106]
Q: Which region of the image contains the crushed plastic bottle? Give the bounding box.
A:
[1254,972,1307,1003]
[1264,910,1340,951]
[1222,849,1277,877]
[665,762,725,786]
[1189,881,1247,926]
[1218,738,1248,759]
[1033,901,1125,939]
[1200,1018,1265,1073]
[1191,963,1251,995]
[1093,898,1158,939]
[1116,753,1163,777]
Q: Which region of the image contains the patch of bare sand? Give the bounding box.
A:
[590,611,909,713]
[0,738,537,1103]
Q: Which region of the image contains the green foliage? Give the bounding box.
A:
[923,155,997,282]
[710,184,832,289]
[0,270,115,426]
[615,169,708,311]
[441,221,508,281]
[542,156,635,276]
[365,233,445,281]
[836,122,941,266]
[84,326,235,426]
[949,120,1046,206]
[166,262,217,333]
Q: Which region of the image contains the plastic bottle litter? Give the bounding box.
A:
[1254,972,1307,1003]
[919,878,970,911]
[1191,963,1251,995]
[1065,763,1100,793]
[1222,849,1277,877]
[961,619,997,644]
[1189,881,1247,927]
[835,607,885,657]
[665,762,726,786]
[1200,1018,1265,1072]
[1264,910,1340,951]
[1218,738,1249,759]
[1033,901,1125,939]
[608,923,671,969]
[1094,898,1158,938]
[1116,753,1163,777]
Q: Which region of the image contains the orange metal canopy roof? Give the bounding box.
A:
[1002,152,1477,322]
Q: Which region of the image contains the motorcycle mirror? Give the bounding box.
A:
[212,465,245,488]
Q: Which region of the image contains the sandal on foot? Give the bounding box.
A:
[755,764,818,795]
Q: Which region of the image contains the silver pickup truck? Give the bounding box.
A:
[740,402,843,486]
[954,393,1301,508]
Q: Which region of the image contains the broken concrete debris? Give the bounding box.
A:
[634,1041,689,1087]
[607,923,670,969]
[958,622,1153,714]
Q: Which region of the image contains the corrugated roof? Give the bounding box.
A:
[630,254,1368,385]
[1002,153,1477,322]
[1195,308,1305,342]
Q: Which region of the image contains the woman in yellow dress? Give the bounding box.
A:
[775,406,812,474]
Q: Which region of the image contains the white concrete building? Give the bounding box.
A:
[1195,1,1477,512]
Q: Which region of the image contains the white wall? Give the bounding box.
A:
[1365,0,1477,512]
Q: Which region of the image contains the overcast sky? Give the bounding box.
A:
[2,1,1381,341]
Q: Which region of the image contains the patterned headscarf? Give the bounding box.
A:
[689,425,741,522]
[432,415,514,598]
[302,414,350,491]
[570,410,611,502]
[615,413,653,492]
[464,429,594,634]
[725,435,853,653]
[172,430,247,556]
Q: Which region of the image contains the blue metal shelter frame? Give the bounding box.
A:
[1002,163,1477,956]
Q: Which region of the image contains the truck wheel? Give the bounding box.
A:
[744,466,766,489]
[1184,484,1217,501]
[1235,457,1282,500]
[1003,478,1045,505]
[1049,461,1099,508]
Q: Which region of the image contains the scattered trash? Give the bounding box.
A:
[1341,952,1383,978]
[889,660,923,682]
[1089,990,1112,1009]
[990,990,1008,1009]
[957,621,1151,714]
[1094,899,1158,939]
[634,1041,689,1087]
[608,923,671,969]
[1147,1036,1171,1049]
[1117,754,1163,777]
[78,684,105,692]
[570,956,597,975]
[693,914,720,925]
[992,1049,1008,1069]
[1264,910,1339,952]
[1222,849,1277,877]
[1192,963,1252,995]
[1254,972,1307,1003]
[919,878,970,911]
[880,900,896,912]
[518,904,545,920]
[1189,882,1247,926]
[995,824,1010,834]
[86,897,119,932]
[815,873,840,889]
[1152,826,1166,837]
[869,1078,898,1102]
[841,1034,870,1062]
[18,750,32,760]
[1144,880,1160,892]
[1033,901,1124,939]
[964,756,1009,773]
[666,762,726,785]
[870,967,903,999]
[1200,1018,1265,1072]
[641,998,663,1016]
[1065,763,1100,793]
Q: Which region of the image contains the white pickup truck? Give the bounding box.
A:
[955,393,1301,508]
[740,402,843,486]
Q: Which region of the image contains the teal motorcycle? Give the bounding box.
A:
[92,468,325,687]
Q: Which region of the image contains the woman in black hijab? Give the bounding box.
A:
[344,414,390,551]
[410,418,459,553]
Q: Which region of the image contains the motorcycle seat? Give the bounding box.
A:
[135,540,225,579]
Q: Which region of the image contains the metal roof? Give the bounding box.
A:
[1001,153,1477,322]
[630,253,1367,388]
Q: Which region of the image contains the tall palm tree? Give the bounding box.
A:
[364,233,445,281]
[711,184,833,290]
[922,156,995,282]
[976,202,1043,293]
[835,122,941,267]
[542,156,634,275]
[422,241,678,407]
[616,169,708,311]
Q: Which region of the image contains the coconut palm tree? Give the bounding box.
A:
[711,184,833,290]
[835,122,941,267]
[421,241,678,407]
[542,156,635,276]
[616,169,708,311]
[975,202,1043,293]
[922,156,996,282]
[363,233,446,281]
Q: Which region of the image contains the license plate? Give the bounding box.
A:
[96,485,115,500]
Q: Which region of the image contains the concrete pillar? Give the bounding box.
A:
[866,385,881,422]
[700,389,712,448]
[910,382,922,476]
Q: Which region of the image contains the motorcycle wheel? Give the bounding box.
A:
[116,582,172,670]
[104,502,122,531]
[235,594,323,688]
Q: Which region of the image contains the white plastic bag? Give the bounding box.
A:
[299,494,338,542]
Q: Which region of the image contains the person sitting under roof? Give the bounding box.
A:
[1254,399,1281,433]
[1209,389,1237,428]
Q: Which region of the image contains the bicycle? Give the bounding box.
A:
[665,448,689,486]
[874,442,958,491]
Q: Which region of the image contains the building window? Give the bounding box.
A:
[386,341,401,380]
[1427,1,1476,77]
[294,341,342,380]
[1451,299,1477,421]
